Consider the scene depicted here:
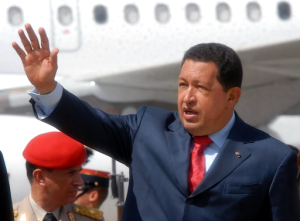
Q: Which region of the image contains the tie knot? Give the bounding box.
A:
[193,136,212,152]
[43,213,57,221]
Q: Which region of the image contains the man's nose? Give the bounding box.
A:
[183,87,197,103]
[73,173,84,187]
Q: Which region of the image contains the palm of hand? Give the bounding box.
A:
[12,24,59,94]
[24,49,55,86]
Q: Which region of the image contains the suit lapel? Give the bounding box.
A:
[165,115,191,197]
[165,113,254,197]
[59,204,72,221]
[191,138,251,196]
[191,113,253,197]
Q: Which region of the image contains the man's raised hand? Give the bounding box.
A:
[12,23,59,94]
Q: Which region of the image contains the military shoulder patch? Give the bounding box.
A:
[13,209,18,217]
[67,212,77,221]
[73,205,103,220]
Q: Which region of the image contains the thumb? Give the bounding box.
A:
[50,48,59,65]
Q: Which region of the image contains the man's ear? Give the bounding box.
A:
[32,169,46,187]
[226,87,241,108]
[88,190,99,202]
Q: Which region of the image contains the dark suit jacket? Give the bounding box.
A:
[0,151,14,221]
[32,89,300,221]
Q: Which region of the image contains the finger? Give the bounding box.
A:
[25,23,40,50]
[39,27,50,52]
[11,42,26,64]
[18,29,32,53]
[50,48,59,65]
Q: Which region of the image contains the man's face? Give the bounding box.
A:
[74,189,89,205]
[43,165,83,206]
[178,60,233,136]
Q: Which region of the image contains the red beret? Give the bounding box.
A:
[23,132,86,169]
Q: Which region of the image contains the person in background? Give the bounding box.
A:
[13,132,104,221]
[75,168,110,209]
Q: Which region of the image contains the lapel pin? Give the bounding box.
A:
[235,152,241,158]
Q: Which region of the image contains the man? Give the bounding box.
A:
[75,169,110,209]
[13,132,104,221]
[12,24,300,220]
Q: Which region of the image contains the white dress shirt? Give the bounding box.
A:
[29,192,60,221]
[28,83,236,172]
[28,83,63,119]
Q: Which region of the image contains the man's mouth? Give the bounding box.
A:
[185,111,197,115]
[183,108,198,120]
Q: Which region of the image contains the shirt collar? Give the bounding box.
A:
[208,112,235,148]
[29,192,60,221]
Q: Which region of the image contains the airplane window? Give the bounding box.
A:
[124,4,139,24]
[186,3,200,22]
[8,6,23,26]
[278,2,291,20]
[58,5,73,25]
[216,3,231,22]
[155,4,170,23]
[247,2,261,22]
[94,5,107,24]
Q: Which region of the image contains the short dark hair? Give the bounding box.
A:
[181,43,243,91]
[25,161,53,183]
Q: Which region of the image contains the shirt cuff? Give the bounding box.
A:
[27,83,63,119]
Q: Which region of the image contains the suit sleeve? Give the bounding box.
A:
[269,149,300,221]
[31,88,146,166]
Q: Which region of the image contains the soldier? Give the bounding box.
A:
[14,132,104,221]
[75,169,110,209]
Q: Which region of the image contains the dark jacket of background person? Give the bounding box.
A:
[0,151,14,221]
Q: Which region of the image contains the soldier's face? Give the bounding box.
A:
[74,189,90,206]
[43,165,84,205]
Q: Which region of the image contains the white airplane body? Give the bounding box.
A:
[1,0,300,107]
[0,0,300,220]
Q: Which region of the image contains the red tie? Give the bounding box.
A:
[188,136,213,194]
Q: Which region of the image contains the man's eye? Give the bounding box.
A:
[197,85,207,90]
